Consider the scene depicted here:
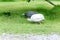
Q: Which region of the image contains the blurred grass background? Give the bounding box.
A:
[0,0,60,34]
[0,0,60,2]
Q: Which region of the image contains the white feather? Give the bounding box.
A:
[27,14,45,22]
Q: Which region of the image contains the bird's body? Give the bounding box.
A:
[22,11,45,23]
[27,14,45,22]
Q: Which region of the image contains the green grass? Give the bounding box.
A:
[0,0,60,2]
[0,1,60,34]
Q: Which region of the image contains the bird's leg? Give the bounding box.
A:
[35,22,40,24]
[39,20,45,24]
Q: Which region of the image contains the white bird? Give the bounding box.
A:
[27,14,45,22]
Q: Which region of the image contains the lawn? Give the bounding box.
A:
[0,1,60,34]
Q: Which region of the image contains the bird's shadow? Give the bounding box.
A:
[27,20,45,24]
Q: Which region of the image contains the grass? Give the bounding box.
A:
[0,1,60,34]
